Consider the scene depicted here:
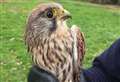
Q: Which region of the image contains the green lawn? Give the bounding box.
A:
[0,0,120,82]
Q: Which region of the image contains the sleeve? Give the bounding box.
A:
[83,38,120,82]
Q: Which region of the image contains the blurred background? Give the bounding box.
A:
[81,0,120,5]
[0,0,120,82]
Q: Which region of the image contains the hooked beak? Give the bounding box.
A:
[61,9,72,20]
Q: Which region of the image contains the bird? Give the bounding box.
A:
[25,3,85,82]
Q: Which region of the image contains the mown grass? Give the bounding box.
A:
[0,0,120,82]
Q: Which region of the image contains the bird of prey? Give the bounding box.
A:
[25,3,85,82]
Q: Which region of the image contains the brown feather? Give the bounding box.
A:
[24,3,85,82]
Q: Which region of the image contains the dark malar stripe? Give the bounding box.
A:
[50,18,57,32]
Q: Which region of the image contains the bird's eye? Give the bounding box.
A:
[47,10,53,18]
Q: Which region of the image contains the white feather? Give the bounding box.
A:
[71,25,78,63]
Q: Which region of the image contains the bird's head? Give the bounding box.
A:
[26,3,71,38]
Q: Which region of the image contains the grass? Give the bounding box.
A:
[0,0,120,82]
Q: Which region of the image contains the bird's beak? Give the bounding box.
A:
[61,9,72,20]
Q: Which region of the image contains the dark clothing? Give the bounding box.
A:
[28,66,58,82]
[84,38,120,82]
[28,38,120,82]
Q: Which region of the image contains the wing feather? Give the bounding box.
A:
[71,25,85,82]
[71,25,85,64]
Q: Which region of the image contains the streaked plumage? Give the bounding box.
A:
[25,3,85,82]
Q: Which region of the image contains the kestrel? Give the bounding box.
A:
[25,3,85,82]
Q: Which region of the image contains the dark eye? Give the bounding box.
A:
[47,10,53,18]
